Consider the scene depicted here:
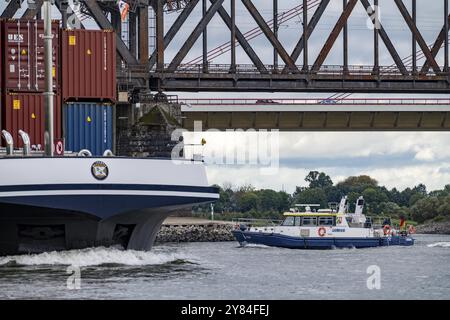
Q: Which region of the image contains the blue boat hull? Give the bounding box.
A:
[232,230,414,249]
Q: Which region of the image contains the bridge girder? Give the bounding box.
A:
[182,111,450,131]
[180,100,450,131]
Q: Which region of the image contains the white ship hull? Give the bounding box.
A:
[0,157,219,255]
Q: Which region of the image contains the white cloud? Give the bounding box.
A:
[414,148,436,162]
[186,131,450,162]
[358,163,450,192]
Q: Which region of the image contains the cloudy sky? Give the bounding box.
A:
[2,1,449,193]
[184,130,450,193]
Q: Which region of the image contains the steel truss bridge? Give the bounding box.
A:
[3,0,450,94]
[149,0,450,93]
[2,1,450,130]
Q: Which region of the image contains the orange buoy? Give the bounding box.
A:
[318,227,326,237]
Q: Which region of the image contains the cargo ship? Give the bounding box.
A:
[0,145,219,256]
[0,5,219,256]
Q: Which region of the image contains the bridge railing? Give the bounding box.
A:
[155,63,447,77]
[179,98,450,106]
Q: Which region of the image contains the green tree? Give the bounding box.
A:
[276,191,292,212]
[399,184,427,208]
[294,188,327,208]
[305,171,333,189]
[346,192,361,213]
[293,186,307,198]
[429,185,450,197]
[410,197,441,223]
[409,193,425,206]
[379,202,403,216]
[437,195,450,217]
[237,192,258,212]
[336,175,378,195]
[257,189,283,213]
[413,183,427,195]
[362,187,389,214]
[324,185,344,204]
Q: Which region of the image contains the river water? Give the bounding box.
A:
[0,234,449,300]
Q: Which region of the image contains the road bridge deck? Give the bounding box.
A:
[180,98,450,131]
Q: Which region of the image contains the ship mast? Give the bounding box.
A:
[43,0,54,157]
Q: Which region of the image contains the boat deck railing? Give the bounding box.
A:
[230,215,406,230]
[231,218,283,227]
[365,216,401,230]
[0,149,79,157]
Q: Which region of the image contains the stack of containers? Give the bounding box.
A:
[1,19,61,149]
[61,29,116,156]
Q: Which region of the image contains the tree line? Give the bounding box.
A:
[194,171,450,223]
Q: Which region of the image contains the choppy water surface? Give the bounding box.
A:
[0,234,449,299]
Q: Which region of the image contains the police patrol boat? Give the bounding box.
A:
[0,1,218,256]
[232,196,415,249]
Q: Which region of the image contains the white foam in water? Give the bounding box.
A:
[243,243,272,249]
[427,242,450,248]
[0,247,189,267]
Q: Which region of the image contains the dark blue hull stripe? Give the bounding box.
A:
[232,231,414,248]
[0,195,216,219]
[0,184,219,194]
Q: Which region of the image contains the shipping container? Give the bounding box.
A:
[64,102,114,156]
[61,30,116,103]
[34,20,60,91]
[1,22,3,130]
[1,91,62,148]
[1,19,59,92]
[0,20,3,92]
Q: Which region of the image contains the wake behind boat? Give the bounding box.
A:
[232,196,415,249]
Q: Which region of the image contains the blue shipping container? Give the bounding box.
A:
[64,103,113,156]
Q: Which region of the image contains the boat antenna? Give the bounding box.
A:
[43,0,54,157]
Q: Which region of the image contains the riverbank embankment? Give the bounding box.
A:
[155,217,235,243]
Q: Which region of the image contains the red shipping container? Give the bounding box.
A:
[2,19,59,92]
[1,92,62,148]
[34,20,60,92]
[61,29,117,103]
[0,20,3,91]
[1,21,3,130]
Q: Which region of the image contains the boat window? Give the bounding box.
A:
[301,217,317,226]
[318,217,335,226]
[282,216,295,226]
[294,217,301,226]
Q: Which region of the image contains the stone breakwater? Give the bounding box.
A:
[416,220,450,235]
[155,223,236,243]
